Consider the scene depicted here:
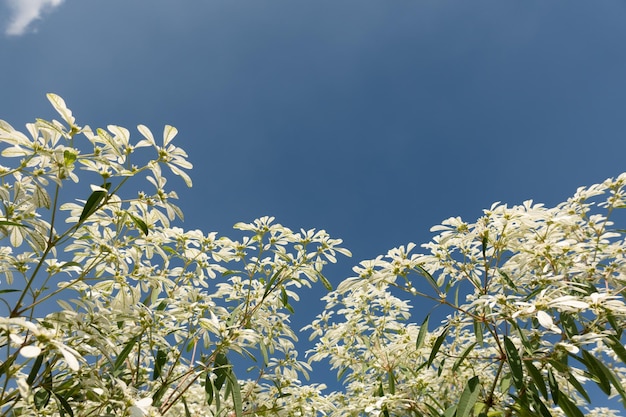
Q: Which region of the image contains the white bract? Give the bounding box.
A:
[0,96,624,417]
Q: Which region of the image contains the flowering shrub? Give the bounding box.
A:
[0,95,624,416]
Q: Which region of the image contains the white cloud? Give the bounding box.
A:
[4,0,65,36]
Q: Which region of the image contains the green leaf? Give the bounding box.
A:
[182,396,192,417]
[474,319,484,346]
[280,287,295,314]
[205,372,214,405]
[442,405,457,417]
[259,340,269,366]
[456,376,480,417]
[567,372,590,403]
[112,335,139,375]
[559,313,579,339]
[415,265,440,293]
[263,265,287,298]
[416,314,430,351]
[481,232,488,259]
[153,349,167,380]
[213,352,230,390]
[129,214,149,236]
[452,342,477,373]
[524,361,548,400]
[59,261,82,270]
[0,220,30,228]
[606,335,626,364]
[580,348,626,404]
[427,325,450,368]
[504,336,524,390]
[226,369,243,417]
[527,390,552,417]
[498,270,517,290]
[34,388,51,409]
[388,370,396,395]
[27,353,45,386]
[79,182,111,224]
[52,391,74,417]
[319,274,333,291]
[556,391,584,417]
[581,350,611,395]
[152,384,168,406]
[547,367,559,404]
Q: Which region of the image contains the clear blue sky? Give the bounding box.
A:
[2,0,626,407]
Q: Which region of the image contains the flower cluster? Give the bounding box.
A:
[307,174,626,416]
[1,95,625,417]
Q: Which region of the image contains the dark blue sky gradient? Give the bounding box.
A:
[2,0,626,404]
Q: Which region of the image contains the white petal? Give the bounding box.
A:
[20,345,41,358]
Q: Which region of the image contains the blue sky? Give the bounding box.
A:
[2,0,626,406]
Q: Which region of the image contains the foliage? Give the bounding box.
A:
[0,96,624,416]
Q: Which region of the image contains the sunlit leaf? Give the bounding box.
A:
[112,336,138,375]
[456,376,480,417]
[580,350,611,395]
[547,367,559,404]
[452,342,476,373]
[427,325,450,368]
[504,336,523,390]
[524,361,547,400]
[416,314,430,351]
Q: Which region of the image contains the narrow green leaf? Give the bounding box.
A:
[280,287,295,313]
[415,265,440,292]
[129,214,149,236]
[559,313,578,339]
[547,367,559,404]
[474,319,484,346]
[112,336,139,374]
[79,183,111,223]
[456,376,480,417]
[59,261,82,270]
[259,340,269,366]
[504,336,524,390]
[452,342,477,373]
[182,396,192,417]
[388,370,396,395]
[481,232,488,259]
[34,388,51,409]
[0,220,29,228]
[205,372,214,405]
[587,350,626,404]
[606,313,622,338]
[319,274,333,291]
[527,390,552,417]
[226,369,243,417]
[442,405,457,417]
[263,265,287,298]
[606,335,626,364]
[52,391,74,417]
[524,361,548,400]
[556,391,584,417]
[27,353,45,386]
[152,384,168,406]
[581,350,611,395]
[567,372,590,403]
[499,270,517,290]
[416,315,430,351]
[153,349,167,380]
[213,352,230,390]
[0,289,18,294]
[427,325,450,368]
